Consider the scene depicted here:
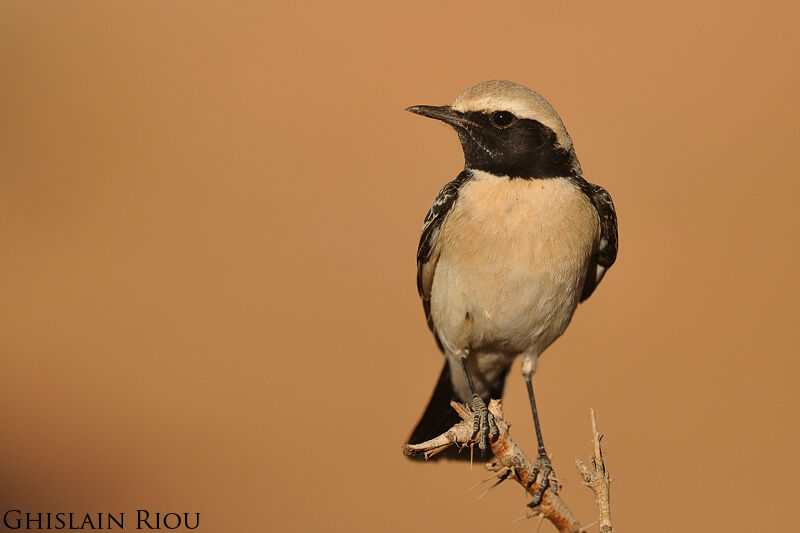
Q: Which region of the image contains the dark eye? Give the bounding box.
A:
[490,110,516,128]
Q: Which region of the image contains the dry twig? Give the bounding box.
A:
[404,402,618,533]
[403,400,582,533]
[575,408,615,533]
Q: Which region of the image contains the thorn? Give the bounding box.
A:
[469,443,474,470]
[578,520,598,532]
[524,507,541,519]
[469,474,498,491]
[476,470,511,501]
[535,514,545,533]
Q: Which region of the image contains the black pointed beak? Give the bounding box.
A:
[405,105,471,129]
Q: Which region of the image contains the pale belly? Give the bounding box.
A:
[429,173,600,362]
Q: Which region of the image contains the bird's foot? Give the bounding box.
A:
[469,394,499,456]
[526,452,557,508]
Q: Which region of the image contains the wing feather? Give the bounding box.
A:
[416,170,472,350]
[579,180,618,302]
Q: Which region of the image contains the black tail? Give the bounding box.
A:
[406,362,509,461]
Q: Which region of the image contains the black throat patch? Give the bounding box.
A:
[456,111,578,179]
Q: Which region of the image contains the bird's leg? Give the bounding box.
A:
[523,359,557,507]
[460,357,499,456]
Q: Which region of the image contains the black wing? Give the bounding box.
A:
[416,170,472,350]
[579,181,618,302]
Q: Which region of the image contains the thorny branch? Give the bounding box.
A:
[576,409,615,533]
[403,401,616,533]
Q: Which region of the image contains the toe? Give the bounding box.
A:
[488,412,499,442]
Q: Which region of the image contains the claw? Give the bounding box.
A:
[527,464,538,489]
[470,394,495,455]
[488,410,499,442]
[526,454,556,508]
[527,464,552,507]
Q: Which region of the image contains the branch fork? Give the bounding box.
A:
[575,409,615,533]
[403,401,616,533]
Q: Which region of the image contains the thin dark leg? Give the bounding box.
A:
[524,374,555,507]
[461,357,478,396]
[525,375,547,455]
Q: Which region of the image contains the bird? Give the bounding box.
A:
[405,80,618,507]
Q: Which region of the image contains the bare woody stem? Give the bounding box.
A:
[403,400,582,533]
[575,408,615,533]
[403,402,619,533]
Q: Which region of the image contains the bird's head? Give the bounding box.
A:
[406,80,581,179]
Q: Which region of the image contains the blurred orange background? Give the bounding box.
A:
[2,2,799,531]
